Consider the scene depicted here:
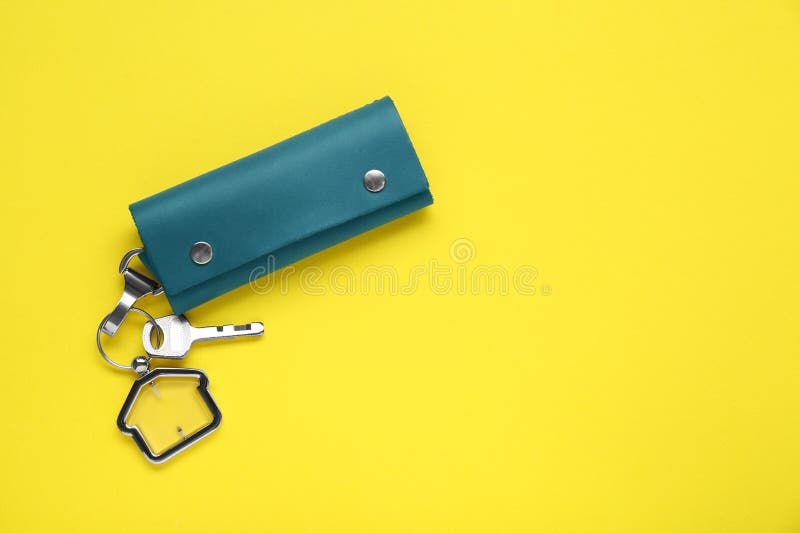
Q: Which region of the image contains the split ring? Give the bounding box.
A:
[97,307,162,371]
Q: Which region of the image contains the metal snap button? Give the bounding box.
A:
[190,241,213,265]
[364,169,386,192]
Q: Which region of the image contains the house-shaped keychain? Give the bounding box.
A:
[117,368,222,463]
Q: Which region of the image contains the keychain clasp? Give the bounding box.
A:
[102,248,163,336]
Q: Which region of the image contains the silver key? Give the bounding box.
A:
[142,314,264,359]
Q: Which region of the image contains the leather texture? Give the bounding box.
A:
[129,97,433,313]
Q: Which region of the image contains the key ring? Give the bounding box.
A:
[97,306,162,371]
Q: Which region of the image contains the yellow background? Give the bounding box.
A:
[1,1,799,531]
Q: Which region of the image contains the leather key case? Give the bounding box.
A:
[129,97,433,313]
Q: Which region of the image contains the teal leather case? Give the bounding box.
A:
[129,97,433,313]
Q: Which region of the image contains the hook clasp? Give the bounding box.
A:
[102,248,163,336]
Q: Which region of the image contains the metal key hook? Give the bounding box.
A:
[102,248,164,336]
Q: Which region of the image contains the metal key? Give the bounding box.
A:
[142,314,264,359]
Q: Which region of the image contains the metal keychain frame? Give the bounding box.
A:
[116,367,222,464]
